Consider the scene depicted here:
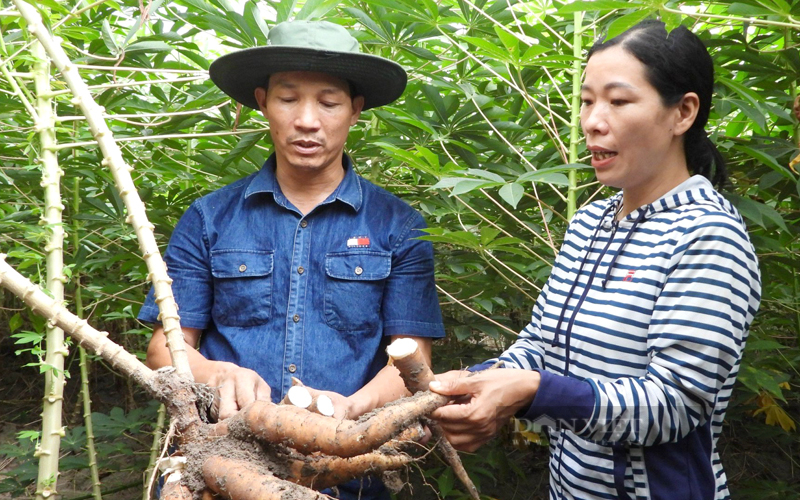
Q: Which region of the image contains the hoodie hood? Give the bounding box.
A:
[599,175,742,230]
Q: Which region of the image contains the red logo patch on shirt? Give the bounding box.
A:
[347,236,370,248]
[623,270,636,282]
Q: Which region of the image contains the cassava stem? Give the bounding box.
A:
[32,37,67,500]
[11,0,192,380]
[72,178,103,500]
[387,338,480,500]
[145,403,167,500]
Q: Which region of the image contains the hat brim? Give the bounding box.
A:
[209,46,407,110]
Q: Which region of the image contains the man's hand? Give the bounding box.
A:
[146,325,271,421]
[202,360,272,421]
[428,368,540,452]
[302,386,362,420]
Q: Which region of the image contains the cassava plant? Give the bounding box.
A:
[31,36,68,499]
[0,255,468,498]
[72,177,103,500]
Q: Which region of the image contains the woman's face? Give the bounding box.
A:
[581,45,690,197]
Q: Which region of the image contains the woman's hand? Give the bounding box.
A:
[429,368,541,452]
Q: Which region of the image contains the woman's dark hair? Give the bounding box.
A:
[587,19,727,189]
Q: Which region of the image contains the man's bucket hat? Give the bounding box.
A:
[209,20,408,110]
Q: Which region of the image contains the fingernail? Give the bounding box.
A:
[429,381,441,389]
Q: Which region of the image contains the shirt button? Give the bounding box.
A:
[354,266,363,276]
[293,314,300,323]
[238,264,247,272]
[300,220,308,228]
[297,266,305,275]
[288,364,297,373]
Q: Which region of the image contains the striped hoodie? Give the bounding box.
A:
[494,175,761,500]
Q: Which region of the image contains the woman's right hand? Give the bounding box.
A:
[429,368,540,452]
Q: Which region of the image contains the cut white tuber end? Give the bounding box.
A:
[386,337,419,360]
[314,395,335,417]
[286,385,312,409]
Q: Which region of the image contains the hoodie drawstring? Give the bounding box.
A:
[551,205,649,366]
[551,203,616,349]
[601,208,648,289]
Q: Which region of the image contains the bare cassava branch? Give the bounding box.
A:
[12,0,192,379]
[0,254,156,388]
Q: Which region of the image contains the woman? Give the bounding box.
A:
[430,20,761,500]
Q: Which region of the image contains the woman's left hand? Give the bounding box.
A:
[429,368,541,452]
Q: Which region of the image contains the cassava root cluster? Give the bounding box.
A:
[153,338,477,500]
[0,256,478,500]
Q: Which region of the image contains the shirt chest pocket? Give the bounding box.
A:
[211,250,274,327]
[324,251,391,331]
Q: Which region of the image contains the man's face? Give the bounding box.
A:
[255,71,364,175]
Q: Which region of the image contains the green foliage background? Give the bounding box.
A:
[0,0,798,498]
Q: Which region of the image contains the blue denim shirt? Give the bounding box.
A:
[139,154,445,405]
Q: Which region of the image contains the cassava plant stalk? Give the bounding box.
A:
[11,0,192,380]
[77,337,103,500]
[72,178,102,500]
[33,38,67,500]
[386,338,480,500]
[567,11,583,221]
[144,403,167,500]
[0,255,156,389]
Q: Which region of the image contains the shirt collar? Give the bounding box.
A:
[244,153,363,212]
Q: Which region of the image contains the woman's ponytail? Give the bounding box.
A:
[685,127,727,190]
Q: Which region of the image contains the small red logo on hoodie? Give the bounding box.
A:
[623,270,636,282]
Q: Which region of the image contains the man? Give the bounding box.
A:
[138,20,445,499]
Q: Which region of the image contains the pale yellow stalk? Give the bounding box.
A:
[73,179,102,500]
[0,255,155,387]
[32,39,66,500]
[12,0,192,380]
[567,12,583,220]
